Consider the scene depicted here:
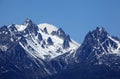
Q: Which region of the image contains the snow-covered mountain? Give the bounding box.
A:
[76,27,120,65]
[2,18,79,60]
[1,18,120,79]
[0,18,79,79]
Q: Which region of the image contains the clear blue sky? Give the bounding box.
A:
[0,0,120,43]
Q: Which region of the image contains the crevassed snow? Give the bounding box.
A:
[15,24,27,31]
[38,23,58,34]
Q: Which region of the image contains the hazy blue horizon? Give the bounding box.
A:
[0,0,120,43]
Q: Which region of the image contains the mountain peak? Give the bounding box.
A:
[24,18,33,25]
[96,27,104,31]
[95,27,106,34]
[57,28,66,39]
[14,18,34,32]
[84,27,108,42]
[76,27,120,64]
[38,23,58,34]
[92,27,107,33]
[62,35,70,49]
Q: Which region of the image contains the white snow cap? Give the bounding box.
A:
[15,18,33,31]
[15,25,27,31]
[38,23,58,34]
[15,18,58,33]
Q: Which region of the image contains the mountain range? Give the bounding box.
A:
[0,18,120,79]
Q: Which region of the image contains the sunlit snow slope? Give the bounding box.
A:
[12,19,79,60]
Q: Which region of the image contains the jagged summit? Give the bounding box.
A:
[57,28,66,39]
[10,19,57,34]
[76,27,120,64]
[24,18,33,25]
[92,27,108,37]
[14,18,34,31]
[84,27,109,44]
[96,27,105,32]
[38,23,58,34]
[0,18,79,60]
